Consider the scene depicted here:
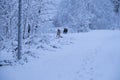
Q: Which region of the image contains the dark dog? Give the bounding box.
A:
[63,28,68,34]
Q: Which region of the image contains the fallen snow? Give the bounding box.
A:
[0,30,120,80]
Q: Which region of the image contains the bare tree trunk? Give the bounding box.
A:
[23,0,30,39]
[18,0,22,60]
[23,17,26,39]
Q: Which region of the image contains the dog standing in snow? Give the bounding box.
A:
[63,28,68,34]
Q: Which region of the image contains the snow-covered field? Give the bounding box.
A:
[0,30,120,80]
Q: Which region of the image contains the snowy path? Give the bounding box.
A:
[0,30,120,80]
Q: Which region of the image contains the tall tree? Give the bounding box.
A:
[18,0,22,60]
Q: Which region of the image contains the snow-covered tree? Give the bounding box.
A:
[53,0,94,32]
[112,0,120,13]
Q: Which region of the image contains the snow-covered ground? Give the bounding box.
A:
[0,30,120,80]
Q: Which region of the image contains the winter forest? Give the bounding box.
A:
[0,0,120,80]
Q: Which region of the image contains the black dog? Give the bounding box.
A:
[63,28,68,34]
